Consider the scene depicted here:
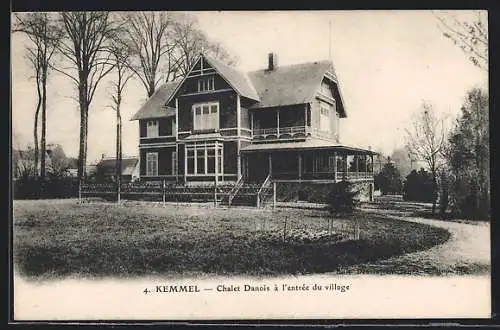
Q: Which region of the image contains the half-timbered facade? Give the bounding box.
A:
[131,52,375,199]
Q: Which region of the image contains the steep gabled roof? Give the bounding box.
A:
[247,60,346,116]
[130,54,347,121]
[130,81,180,121]
[204,55,260,101]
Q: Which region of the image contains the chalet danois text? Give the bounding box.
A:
[217,284,271,292]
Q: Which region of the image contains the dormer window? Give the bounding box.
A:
[198,76,215,92]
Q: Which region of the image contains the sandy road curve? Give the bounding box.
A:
[344,209,491,275]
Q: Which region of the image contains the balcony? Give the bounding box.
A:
[252,125,311,140]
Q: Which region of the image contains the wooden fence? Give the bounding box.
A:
[79,181,235,204]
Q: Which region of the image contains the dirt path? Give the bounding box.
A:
[344,209,491,275]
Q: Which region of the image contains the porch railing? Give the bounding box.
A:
[253,125,311,139]
[335,171,374,181]
[228,176,244,207]
[256,174,272,208]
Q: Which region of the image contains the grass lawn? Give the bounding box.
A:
[13,199,450,279]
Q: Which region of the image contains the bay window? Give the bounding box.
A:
[186,142,223,175]
[193,102,219,131]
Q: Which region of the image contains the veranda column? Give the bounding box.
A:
[365,154,368,178]
[215,142,219,186]
[184,145,187,184]
[268,153,273,177]
[221,142,224,182]
[333,152,337,182]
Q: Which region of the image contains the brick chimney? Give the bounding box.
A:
[268,52,277,71]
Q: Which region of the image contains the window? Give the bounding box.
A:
[193,102,219,131]
[197,149,205,174]
[198,76,215,92]
[314,154,329,173]
[187,149,195,174]
[320,105,331,132]
[186,143,223,175]
[172,151,177,176]
[146,152,158,176]
[320,81,333,98]
[147,120,159,137]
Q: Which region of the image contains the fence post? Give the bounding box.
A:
[162,179,166,207]
[117,181,121,205]
[273,181,276,210]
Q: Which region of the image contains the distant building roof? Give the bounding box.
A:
[96,157,139,176]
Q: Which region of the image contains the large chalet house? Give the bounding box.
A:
[131,52,375,201]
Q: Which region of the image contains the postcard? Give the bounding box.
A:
[11,10,490,321]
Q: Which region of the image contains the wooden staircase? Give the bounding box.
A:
[219,175,275,208]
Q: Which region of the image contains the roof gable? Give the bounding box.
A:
[203,55,260,101]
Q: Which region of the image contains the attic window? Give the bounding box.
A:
[198,76,215,92]
[146,120,159,137]
[320,81,333,98]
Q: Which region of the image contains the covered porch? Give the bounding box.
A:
[241,141,376,183]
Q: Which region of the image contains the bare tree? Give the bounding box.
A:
[13,13,62,178]
[172,13,238,77]
[405,102,448,214]
[108,37,134,204]
[123,11,180,98]
[435,10,488,71]
[53,12,118,181]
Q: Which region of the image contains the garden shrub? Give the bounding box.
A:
[326,181,360,215]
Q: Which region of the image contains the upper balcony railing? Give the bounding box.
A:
[252,125,311,139]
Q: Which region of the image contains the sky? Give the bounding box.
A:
[11,10,488,164]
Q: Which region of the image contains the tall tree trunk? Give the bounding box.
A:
[77,100,88,181]
[116,105,121,203]
[40,71,47,179]
[34,86,41,177]
[431,170,437,215]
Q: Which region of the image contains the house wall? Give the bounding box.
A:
[310,98,340,141]
[223,141,238,174]
[139,118,174,137]
[178,90,237,132]
[139,147,176,180]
